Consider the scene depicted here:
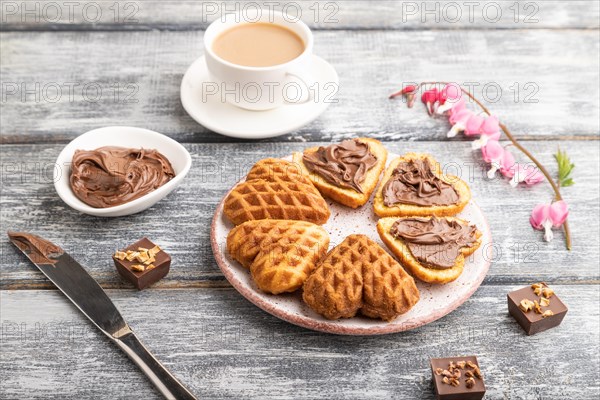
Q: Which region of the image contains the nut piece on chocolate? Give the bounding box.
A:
[507,283,568,336]
[112,238,170,290]
[430,356,485,400]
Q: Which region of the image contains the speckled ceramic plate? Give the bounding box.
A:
[211,154,492,335]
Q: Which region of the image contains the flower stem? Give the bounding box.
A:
[412,82,572,250]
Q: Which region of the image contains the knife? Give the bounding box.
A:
[7,231,197,400]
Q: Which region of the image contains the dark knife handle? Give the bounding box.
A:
[115,331,197,400]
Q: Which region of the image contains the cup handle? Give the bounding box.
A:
[283,67,315,105]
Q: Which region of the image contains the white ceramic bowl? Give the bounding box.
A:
[54,126,192,217]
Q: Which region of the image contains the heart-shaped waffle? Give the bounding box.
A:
[303,234,420,321]
[246,158,306,183]
[224,159,330,225]
[227,219,330,294]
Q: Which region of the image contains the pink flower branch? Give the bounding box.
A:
[391,81,572,250]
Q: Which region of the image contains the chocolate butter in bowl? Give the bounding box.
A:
[70,146,175,208]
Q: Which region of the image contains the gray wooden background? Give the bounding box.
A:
[1,1,599,399]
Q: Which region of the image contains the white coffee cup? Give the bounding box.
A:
[203,9,315,111]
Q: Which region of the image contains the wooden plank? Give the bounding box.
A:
[1,286,598,399]
[1,0,598,31]
[1,141,598,289]
[1,28,599,144]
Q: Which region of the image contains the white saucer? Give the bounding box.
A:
[180,55,339,139]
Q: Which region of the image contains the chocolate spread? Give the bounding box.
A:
[7,231,64,265]
[382,159,459,207]
[302,139,377,193]
[390,217,477,269]
[70,146,175,208]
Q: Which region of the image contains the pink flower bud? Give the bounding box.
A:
[530,201,569,241]
[421,88,439,115]
[437,84,463,113]
[447,108,474,138]
[472,131,501,150]
[465,114,485,136]
[510,164,544,187]
[471,115,501,149]
[481,140,505,178]
[481,115,500,135]
[421,88,438,103]
[402,85,417,94]
[550,200,569,227]
[439,83,461,104]
[500,149,517,178]
[438,90,448,105]
[530,204,550,230]
[448,100,467,124]
[481,140,504,163]
[389,84,417,99]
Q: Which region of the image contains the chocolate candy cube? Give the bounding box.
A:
[430,356,485,400]
[507,283,567,335]
[112,238,170,290]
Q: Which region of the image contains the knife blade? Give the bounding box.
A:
[7,231,197,400]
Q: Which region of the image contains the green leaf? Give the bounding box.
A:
[554,148,575,188]
[561,178,574,187]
